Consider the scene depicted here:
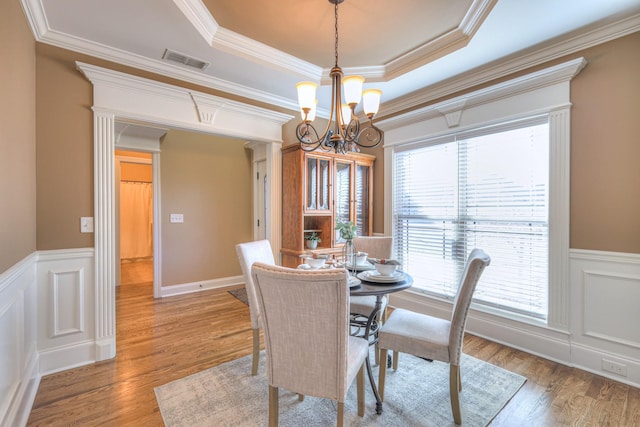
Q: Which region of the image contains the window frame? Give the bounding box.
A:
[380,58,584,331]
[392,116,551,320]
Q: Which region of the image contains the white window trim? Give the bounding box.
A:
[379,57,586,332]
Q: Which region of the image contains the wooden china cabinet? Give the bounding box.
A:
[281,144,375,268]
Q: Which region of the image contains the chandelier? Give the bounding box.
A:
[296,0,384,154]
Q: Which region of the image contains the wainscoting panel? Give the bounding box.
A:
[570,249,640,387]
[50,268,86,338]
[37,249,95,376]
[583,270,640,349]
[0,253,39,427]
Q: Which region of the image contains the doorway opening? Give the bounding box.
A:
[116,150,154,286]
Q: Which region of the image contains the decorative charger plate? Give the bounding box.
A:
[357,270,405,284]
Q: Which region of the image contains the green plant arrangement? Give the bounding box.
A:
[335,219,357,240]
[304,232,322,243]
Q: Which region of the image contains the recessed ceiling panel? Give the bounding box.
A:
[203,0,474,67]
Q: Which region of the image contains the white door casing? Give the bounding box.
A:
[78,62,292,360]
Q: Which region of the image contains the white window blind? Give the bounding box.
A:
[393,119,550,319]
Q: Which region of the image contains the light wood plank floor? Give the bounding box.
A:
[27,274,640,426]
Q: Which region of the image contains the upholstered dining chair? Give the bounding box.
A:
[377,248,491,425]
[251,262,369,427]
[235,240,275,376]
[350,236,393,364]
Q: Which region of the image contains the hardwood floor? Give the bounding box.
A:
[27,276,640,426]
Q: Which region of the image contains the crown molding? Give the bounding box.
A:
[380,13,640,120]
[21,0,640,120]
[21,0,48,39]
[378,57,587,131]
[384,0,497,81]
[32,26,301,113]
[172,0,218,45]
[211,27,322,81]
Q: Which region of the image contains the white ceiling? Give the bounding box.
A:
[23,0,640,120]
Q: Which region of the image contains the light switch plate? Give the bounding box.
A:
[170,214,184,223]
[80,217,94,233]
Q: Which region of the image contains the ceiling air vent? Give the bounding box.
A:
[162,49,209,70]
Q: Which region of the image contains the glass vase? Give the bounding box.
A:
[342,239,357,273]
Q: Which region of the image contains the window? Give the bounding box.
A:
[393,117,550,319]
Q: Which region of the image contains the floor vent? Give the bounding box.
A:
[162,49,209,70]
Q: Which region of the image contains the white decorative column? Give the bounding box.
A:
[266,141,283,264]
[547,106,571,331]
[93,109,116,360]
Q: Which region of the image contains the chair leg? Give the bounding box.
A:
[378,348,388,401]
[392,350,399,371]
[251,328,260,376]
[269,385,279,427]
[449,365,462,425]
[357,364,365,416]
[337,402,344,427]
[298,393,304,401]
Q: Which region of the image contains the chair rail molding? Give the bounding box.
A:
[77,62,291,362]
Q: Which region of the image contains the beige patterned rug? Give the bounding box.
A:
[155,350,525,427]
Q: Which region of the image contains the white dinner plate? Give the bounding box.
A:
[348,277,361,288]
[357,270,405,283]
[344,262,375,271]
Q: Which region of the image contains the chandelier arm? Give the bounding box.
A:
[354,122,384,148]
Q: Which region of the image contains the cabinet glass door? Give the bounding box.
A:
[355,164,370,236]
[334,161,352,242]
[306,156,330,211]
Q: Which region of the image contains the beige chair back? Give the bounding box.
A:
[235,240,275,329]
[448,248,491,366]
[352,236,393,259]
[251,263,352,401]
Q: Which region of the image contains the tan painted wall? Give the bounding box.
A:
[33,43,257,283]
[160,130,253,286]
[0,0,37,272]
[570,33,640,252]
[16,10,640,278]
[35,44,94,250]
[365,32,640,252]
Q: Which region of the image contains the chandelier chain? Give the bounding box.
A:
[334,0,339,67]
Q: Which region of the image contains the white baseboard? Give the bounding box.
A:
[160,275,244,297]
[390,291,572,365]
[38,341,96,376]
[2,348,40,427]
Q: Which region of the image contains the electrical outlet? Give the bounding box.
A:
[602,359,627,377]
[170,214,184,223]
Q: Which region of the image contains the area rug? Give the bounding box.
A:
[228,288,249,305]
[155,350,525,427]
